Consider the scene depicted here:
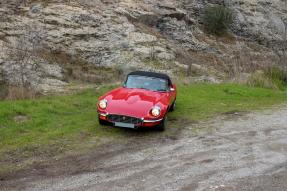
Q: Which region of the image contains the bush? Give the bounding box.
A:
[5,86,38,100]
[264,67,287,90]
[203,5,234,35]
[247,71,278,90]
[247,67,287,90]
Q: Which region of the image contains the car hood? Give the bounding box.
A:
[102,87,169,118]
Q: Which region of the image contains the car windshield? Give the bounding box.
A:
[125,75,169,92]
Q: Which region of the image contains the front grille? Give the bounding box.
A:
[107,114,143,125]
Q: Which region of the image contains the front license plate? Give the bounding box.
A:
[114,122,135,129]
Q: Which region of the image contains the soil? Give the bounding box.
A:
[1,106,287,191]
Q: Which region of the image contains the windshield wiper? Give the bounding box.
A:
[156,89,167,92]
[138,87,150,90]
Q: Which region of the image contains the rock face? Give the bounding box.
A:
[0,0,286,93]
[1,58,66,92]
[229,0,287,50]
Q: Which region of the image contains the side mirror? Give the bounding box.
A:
[170,87,175,92]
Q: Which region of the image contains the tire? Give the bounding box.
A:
[98,116,107,126]
[156,116,167,131]
[169,100,176,112]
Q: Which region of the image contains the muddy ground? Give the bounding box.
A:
[1,106,287,191]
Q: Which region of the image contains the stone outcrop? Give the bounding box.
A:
[229,0,287,50]
[0,0,286,93]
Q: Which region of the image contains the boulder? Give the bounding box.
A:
[192,75,221,84]
[38,78,67,93]
[39,63,65,80]
[128,32,157,44]
[157,17,208,50]
[157,52,175,60]
[115,7,159,26]
[30,3,42,14]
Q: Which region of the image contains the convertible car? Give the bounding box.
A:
[97,71,177,131]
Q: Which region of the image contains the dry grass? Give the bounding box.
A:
[5,86,39,100]
[247,71,278,89]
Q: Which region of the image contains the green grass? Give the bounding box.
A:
[0,83,287,175]
[169,83,287,121]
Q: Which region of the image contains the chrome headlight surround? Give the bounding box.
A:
[151,106,161,117]
[99,99,108,109]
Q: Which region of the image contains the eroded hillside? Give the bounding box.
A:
[0,0,286,93]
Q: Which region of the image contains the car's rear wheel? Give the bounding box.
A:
[156,116,167,131]
[169,99,176,112]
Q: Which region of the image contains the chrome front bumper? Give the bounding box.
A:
[98,113,163,123]
[99,113,108,117]
[143,118,163,123]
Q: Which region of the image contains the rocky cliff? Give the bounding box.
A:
[0,0,286,92]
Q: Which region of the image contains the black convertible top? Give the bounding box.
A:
[127,71,172,85]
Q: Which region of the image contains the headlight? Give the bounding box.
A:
[151,106,161,117]
[99,99,107,109]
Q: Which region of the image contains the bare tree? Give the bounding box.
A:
[284,20,287,53]
[5,24,44,98]
[276,20,287,68]
[149,42,156,61]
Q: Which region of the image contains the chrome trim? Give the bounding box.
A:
[143,118,163,123]
[99,112,162,123]
[99,113,108,117]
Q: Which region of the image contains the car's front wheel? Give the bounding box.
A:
[156,116,167,131]
[98,116,107,126]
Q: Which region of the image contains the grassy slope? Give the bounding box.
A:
[0,83,287,175]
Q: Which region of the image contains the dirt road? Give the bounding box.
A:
[2,106,287,191]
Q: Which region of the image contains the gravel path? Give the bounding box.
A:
[2,106,287,191]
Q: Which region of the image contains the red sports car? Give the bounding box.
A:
[97,71,177,131]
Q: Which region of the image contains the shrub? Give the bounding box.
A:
[247,67,287,90]
[5,86,38,100]
[264,66,287,90]
[247,71,278,90]
[203,5,234,35]
[0,83,8,100]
